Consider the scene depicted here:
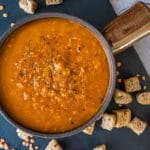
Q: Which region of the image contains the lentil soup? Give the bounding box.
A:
[0,18,109,133]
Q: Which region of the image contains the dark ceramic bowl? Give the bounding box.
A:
[0,13,116,138]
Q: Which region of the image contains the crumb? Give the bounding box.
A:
[0,5,4,11]
[3,12,8,18]
[117,78,122,83]
[116,61,122,67]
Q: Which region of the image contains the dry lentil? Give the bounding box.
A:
[142,76,146,81]
[0,5,4,11]
[3,143,9,150]
[116,61,122,67]
[0,138,5,143]
[29,144,34,150]
[116,71,120,76]
[30,138,35,143]
[117,78,122,83]
[22,141,26,146]
[10,22,15,27]
[3,12,8,18]
[0,143,3,148]
[35,146,39,149]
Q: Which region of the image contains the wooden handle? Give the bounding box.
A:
[102,2,150,55]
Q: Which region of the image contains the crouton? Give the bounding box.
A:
[128,117,147,135]
[19,0,38,14]
[136,92,150,105]
[113,109,131,128]
[45,139,63,150]
[93,144,106,150]
[124,77,141,93]
[114,89,133,105]
[101,113,116,131]
[83,122,95,135]
[46,0,63,6]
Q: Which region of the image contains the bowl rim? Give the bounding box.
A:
[0,12,116,138]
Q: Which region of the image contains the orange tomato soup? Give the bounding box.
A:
[0,18,109,133]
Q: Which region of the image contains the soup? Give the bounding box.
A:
[0,18,109,133]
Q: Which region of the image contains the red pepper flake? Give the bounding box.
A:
[3,143,9,150]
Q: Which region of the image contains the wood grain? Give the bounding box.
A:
[102,2,150,55]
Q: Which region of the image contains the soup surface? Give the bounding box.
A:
[0,18,109,133]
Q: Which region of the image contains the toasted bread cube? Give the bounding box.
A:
[46,0,63,6]
[101,113,116,131]
[93,144,106,150]
[113,109,131,128]
[83,122,95,135]
[114,89,133,105]
[19,0,38,14]
[124,77,141,92]
[136,92,150,105]
[128,117,147,135]
[45,139,63,150]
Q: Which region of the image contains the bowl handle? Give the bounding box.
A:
[102,2,150,55]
